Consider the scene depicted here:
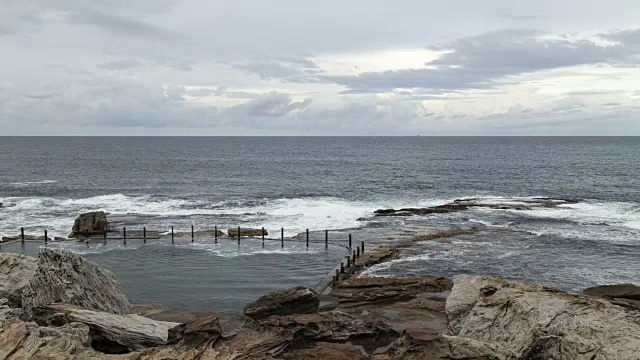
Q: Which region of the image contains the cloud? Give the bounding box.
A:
[326,29,639,94]
[229,56,324,83]
[230,92,312,117]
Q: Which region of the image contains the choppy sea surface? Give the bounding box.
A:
[1,137,639,311]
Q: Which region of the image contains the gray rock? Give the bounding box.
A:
[0,253,37,307]
[21,248,131,319]
[68,211,108,238]
[446,274,640,359]
[32,303,179,352]
[0,298,23,321]
[227,227,268,237]
[583,283,640,300]
[244,286,319,320]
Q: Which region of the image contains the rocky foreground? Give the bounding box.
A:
[1,246,640,359]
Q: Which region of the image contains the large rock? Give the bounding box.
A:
[583,283,640,300]
[0,253,37,307]
[446,274,640,359]
[32,304,179,352]
[21,248,131,319]
[227,227,268,237]
[69,211,108,238]
[244,286,319,320]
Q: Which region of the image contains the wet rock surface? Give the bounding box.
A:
[374,197,577,217]
[244,286,319,320]
[21,248,131,319]
[227,227,268,237]
[583,283,640,300]
[69,211,108,238]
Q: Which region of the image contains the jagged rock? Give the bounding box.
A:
[244,286,319,320]
[21,248,131,319]
[335,277,452,307]
[166,315,223,344]
[0,253,37,307]
[0,298,23,321]
[1,234,52,242]
[583,283,640,300]
[32,304,179,352]
[227,227,268,237]
[446,274,640,358]
[69,211,108,238]
[0,318,103,359]
[386,328,512,359]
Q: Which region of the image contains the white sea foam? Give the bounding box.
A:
[10,180,57,186]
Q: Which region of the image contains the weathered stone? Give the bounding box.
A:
[21,248,131,319]
[166,315,223,344]
[0,253,37,307]
[335,276,452,308]
[0,318,103,359]
[583,283,640,300]
[1,234,52,242]
[227,227,268,237]
[386,328,512,360]
[0,298,23,321]
[447,274,640,359]
[32,304,179,352]
[244,286,319,320]
[69,211,108,238]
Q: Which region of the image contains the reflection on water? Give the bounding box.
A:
[0,238,347,313]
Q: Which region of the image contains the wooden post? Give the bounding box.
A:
[356,246,360,257]
[335,269,340,281]
[171,226,174,244]
[325,230,328,249]
[346,255,350,268]
[143,227,146,244]
[348,234,352,249]
[44,230,48,243]
[340,262,345,274]
[361,241,365,254]
[306,229,309,248]
[281,228,284,248]
[191,225,194,243]
[20,227,24,243]
[123,227,126,245]
[103,226,107,245]
[237,226,241,244]
[352,251,356,264]
[214,226,218,243]
[262,227,265,246]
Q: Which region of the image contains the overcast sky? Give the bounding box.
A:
[1,0,639,135]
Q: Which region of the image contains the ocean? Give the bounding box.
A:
[1,137,639,312]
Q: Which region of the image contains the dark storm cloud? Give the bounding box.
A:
[326,29,639,93]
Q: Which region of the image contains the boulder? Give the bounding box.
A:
[32,304,179,352]
[227,227,268,237]
[0,298,23,321]
[68,211,108,238]
[446,274,640,358]
[0,253,37,307]
[244,286,319,320]
[583,283,640,300]
[21,248,131,319]
[0,318,103,359]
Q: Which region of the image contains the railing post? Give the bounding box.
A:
[346,255,350,268]
[325,230,328,249]
[335,269,340,282]
[123,227,126,245]
[306,229,309,248]
[171,226,174,244]
[237,226,241,244]
[262,227,265,247]
[361,241,365,254]
[214,225,218,243]
[356,246,360,257]
[143,227,146,244]
[352,251,356,264]
[340,262,345,274]
[21,227,24,243]
[44,229,48,243]
[281,228,284,248]
[104,226,107,245]
[348,234,352,249]
[191,225,194,243]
